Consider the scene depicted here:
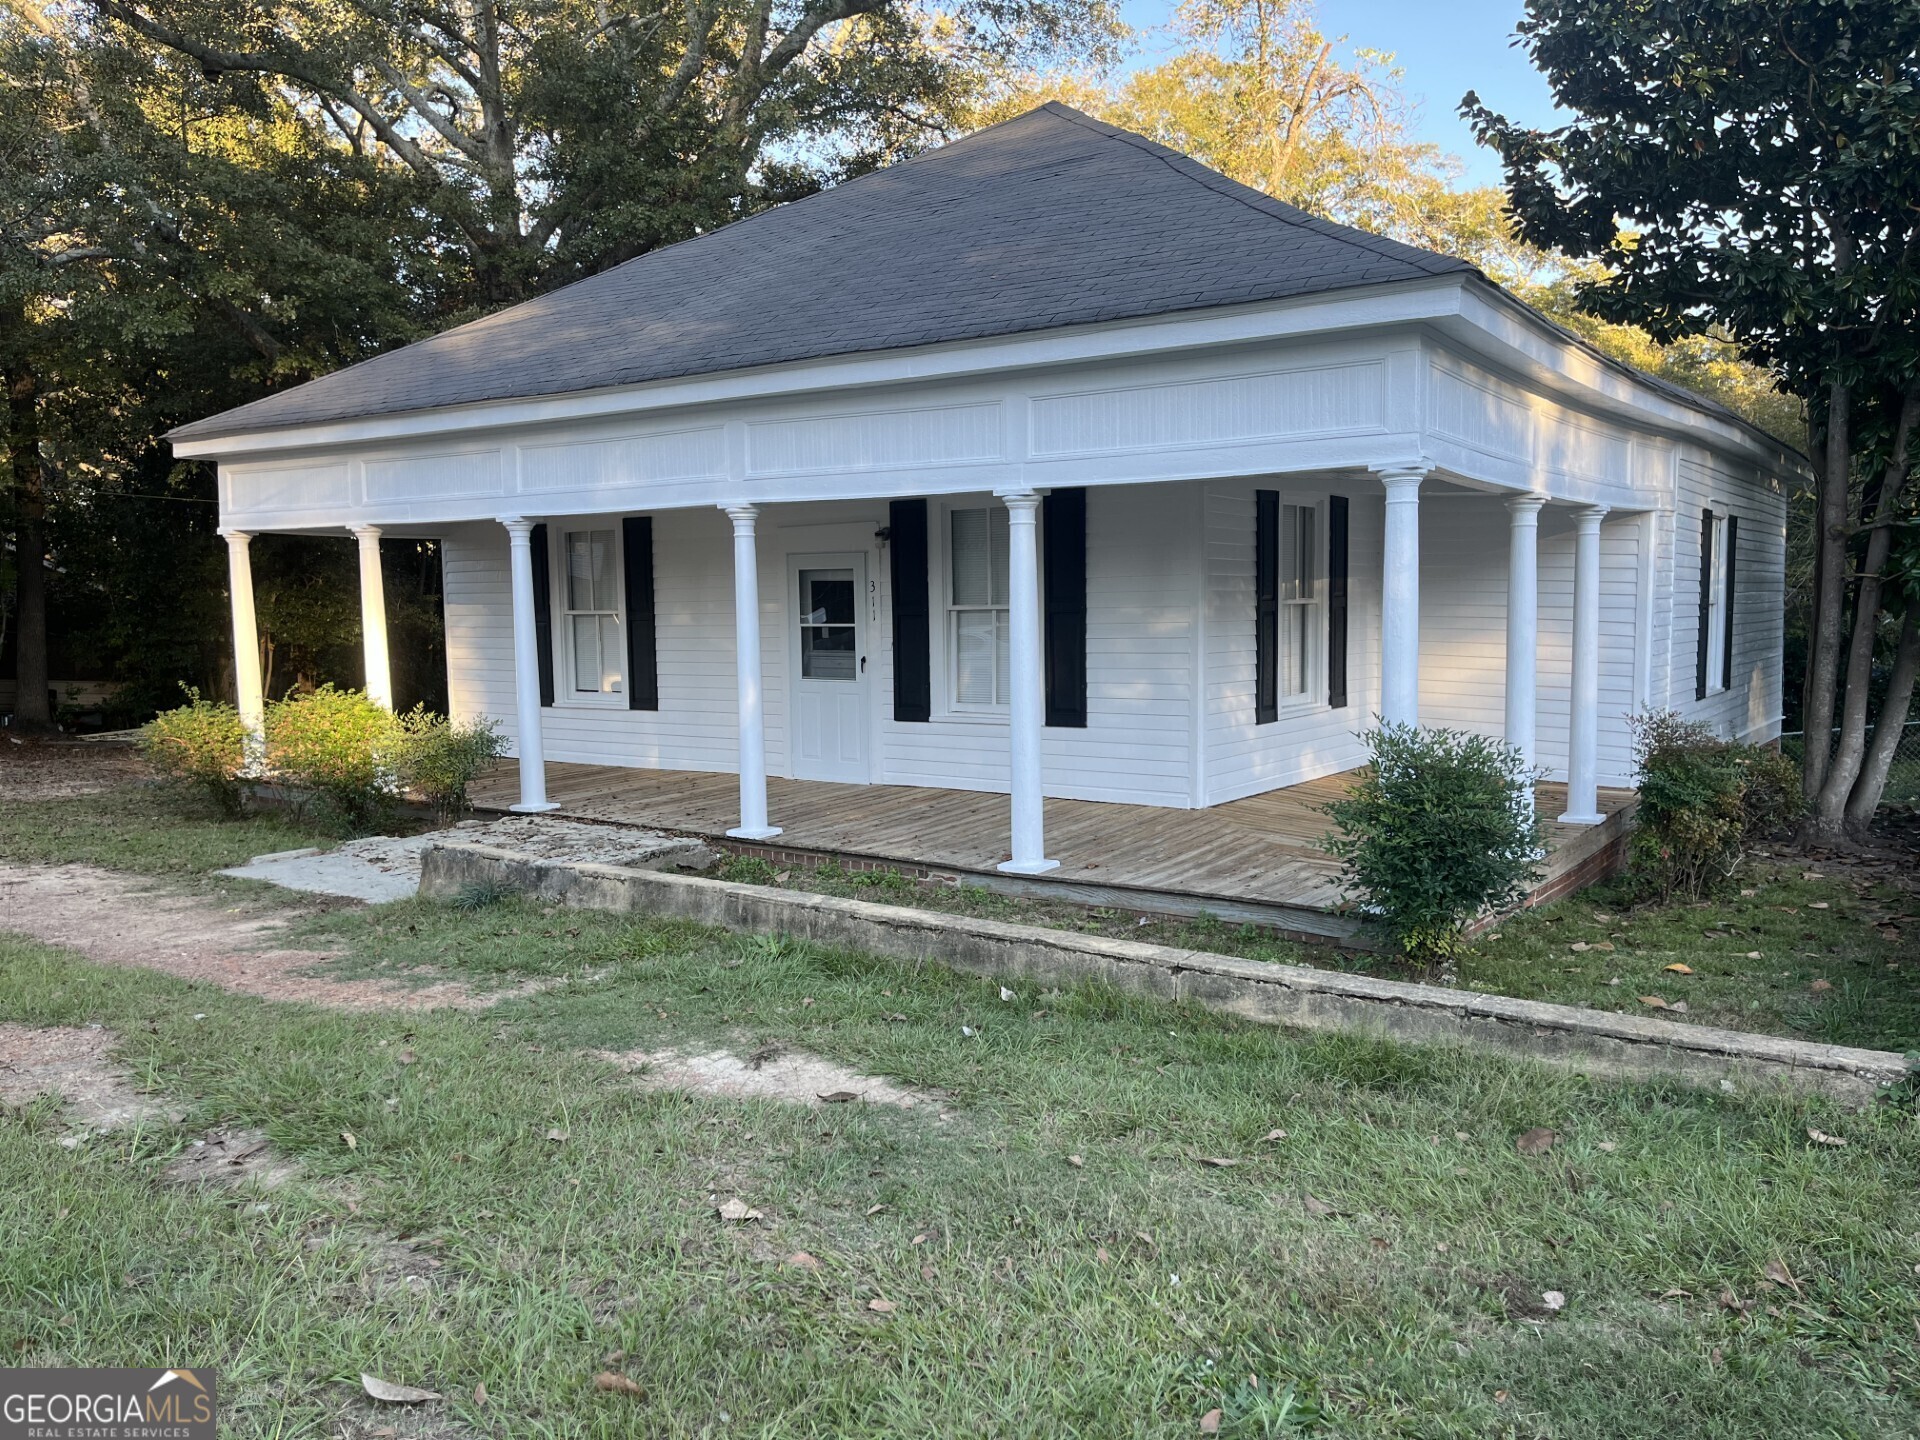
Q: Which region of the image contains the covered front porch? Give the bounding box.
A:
[467,760,1636,937]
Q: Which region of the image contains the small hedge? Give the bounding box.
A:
[396,707,506,823]
[140,688,248,817]
[1322,722,1546,962]
[266,684,402,831]
[1628,709,1802,899]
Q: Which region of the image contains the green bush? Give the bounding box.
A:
[1628,709,1803,899]
[139,688,249,817]
[395,707,506,823]
[265,684,400,832]
[1322,723,1546,961]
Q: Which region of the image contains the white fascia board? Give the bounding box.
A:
[173,279,1471,462]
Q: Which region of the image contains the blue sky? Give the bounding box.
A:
[1115,0,1563,188]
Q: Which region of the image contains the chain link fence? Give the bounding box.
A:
[1780,721,1920,805]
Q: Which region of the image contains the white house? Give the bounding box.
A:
[172,104,1796,882]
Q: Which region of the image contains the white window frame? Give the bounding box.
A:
[1704,509,1730,697]
[553,524,626,706]
[1275,499,1323,710]
[938,502,1011,715]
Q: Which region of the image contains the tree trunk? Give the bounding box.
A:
[1844,611,1920,830]
[1811,386,1919,834]
[1801,378,1852,807]
[5,353,52,732]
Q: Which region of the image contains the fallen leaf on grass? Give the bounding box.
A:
[865,1203,887,1216]
[1199,1409,1223,1434]
[473,1382,487,1407]
[1262,1129,1289,1142]
[1516,1128,1558,1155]
[785,1251,821,1270]
[867,1298,896,1314]
[817,1091,860,1104]
[1541,1290,1566,1312]
[1199,1157,1240,1168]
[1638,995,1669,1010]
[1762,1259,1803,1295]
[362,1374,441,1405]
[1067,1154,1084,1168]
[1597,1141,1617,1153]
[1808,901,1830,910]
[545,1128,568,1143]
[715,1198,763,1222]
[1302,1193,1342,1218]
[1670,1001,1690,1014]
[341,1131,357,1151]
[397,1049,417,1066]
[1810,979,1833,994]
[1664,963,1694,975]
[1806,1128,1848,1148]
[593,1372,646,1398]
[1569,942,1590,953]
[1593,941,1616,952]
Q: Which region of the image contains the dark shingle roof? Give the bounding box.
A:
[173,103,1477,441]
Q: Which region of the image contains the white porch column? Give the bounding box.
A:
[997,488,1058,874]
[1505,496,1546,783]
[223,529,266,773]
[1375,464,1427,727]
[722,504,780,840]
[351,525,394,710]
[1560,504,1610,825]
[499,516,559,813]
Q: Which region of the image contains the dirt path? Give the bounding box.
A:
[0,864,502,1011]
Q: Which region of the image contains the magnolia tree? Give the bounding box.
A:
[1466,0,1920,841]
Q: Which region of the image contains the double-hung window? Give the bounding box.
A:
[1278,503,1318,701]
[1256,493,1321,721]
[1703,511,1729,696]
[947,505,1011,709]
[563,528,622,697]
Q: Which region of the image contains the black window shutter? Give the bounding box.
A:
[1695,509,1714,701]
[888,499,931,722]
[1255,490,1279,725]
[1327,494,1349,709]
[1721,514,1738,693]
[622,516,659,711]
[1043,487,1088,728]
[530,522,555,708]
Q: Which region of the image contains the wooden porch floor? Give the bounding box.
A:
[468,763,1635,934]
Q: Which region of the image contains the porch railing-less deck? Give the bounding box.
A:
[466,763,1636,940]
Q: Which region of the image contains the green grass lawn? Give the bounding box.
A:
[0,783,338,878]
[4,785,1920,1433]
[5,906,1920,1438]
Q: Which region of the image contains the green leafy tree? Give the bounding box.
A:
[1465,0,1920,838]
[90,0,1126,309]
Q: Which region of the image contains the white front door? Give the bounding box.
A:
[790,554,869,782]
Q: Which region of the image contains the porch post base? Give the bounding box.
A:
[998,858,1061,876]
[511,801,564,814]
[1556,810,1604,827]
[727,825,783,841]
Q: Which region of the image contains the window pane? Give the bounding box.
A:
[1284,605,1310,697]
[800,570,854,625]
[989,506,1010,607]
[802,625,857,680]
[952,509,991,606]
[955,610,998,704]
[600,615,623,693]
[995,611,1010,705]
[572,614,602,692]
[566,530,617,611]
[1281,505,1315,601]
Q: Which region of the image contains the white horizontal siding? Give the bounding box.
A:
[1671,455,1786,741]
[1416,498,1641,787]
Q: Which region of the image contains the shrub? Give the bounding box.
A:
[140,687,249,817]
[395,708,506,823]
[1628,709,1803,898]
[1322,723,1546,962]
[265,684,400,832]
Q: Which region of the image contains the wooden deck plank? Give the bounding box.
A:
[470,760,1630,916]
